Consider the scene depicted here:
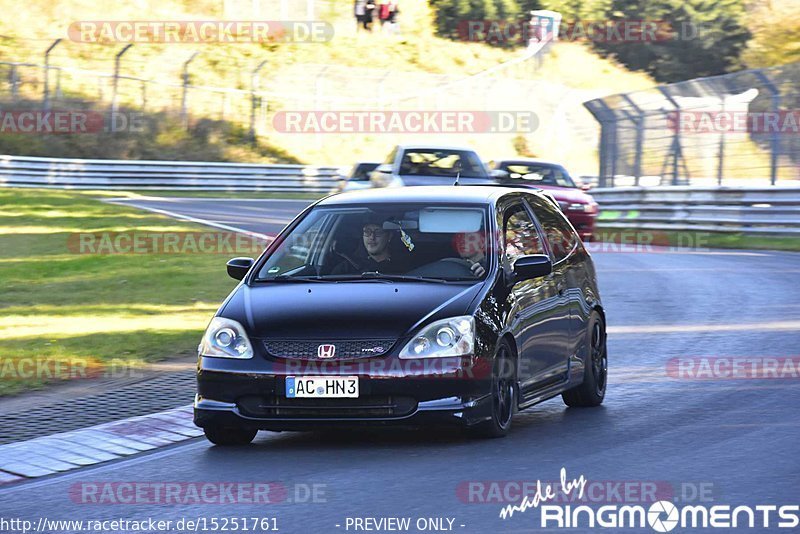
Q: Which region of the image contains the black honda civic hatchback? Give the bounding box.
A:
[194,186,607,445]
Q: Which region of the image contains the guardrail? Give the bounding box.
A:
[0,155,341,193]
[591,186,800,235]
[2,155,799,237]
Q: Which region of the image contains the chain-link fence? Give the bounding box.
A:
[0,4,607,167]
[0,41,580,167]
[584,63,800,187]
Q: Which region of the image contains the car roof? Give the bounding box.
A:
[494,158,564,167]
[395,144,478,152]
[319,185,544,206]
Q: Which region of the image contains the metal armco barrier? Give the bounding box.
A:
[0,155,341,193]
[3,155,799,237]
[592,186,800,235]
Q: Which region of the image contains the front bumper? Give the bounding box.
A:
[194,362,493,431]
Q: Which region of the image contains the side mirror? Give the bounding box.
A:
[490,169,510,180]
[580,183,592,192]
[370,163,394,187]
[227,257,254,281]
[512,254,552,281]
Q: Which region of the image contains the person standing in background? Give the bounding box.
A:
[364,0,376,31]
[354,0,367,31]
[377,0,390,29]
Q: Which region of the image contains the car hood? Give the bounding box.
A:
[222,281,484,340]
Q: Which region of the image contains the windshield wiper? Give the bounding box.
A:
[258,274,330,283]
[358,272,454,284]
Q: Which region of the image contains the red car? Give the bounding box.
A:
[491,159,598,240]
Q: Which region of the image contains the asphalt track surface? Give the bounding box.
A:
[2,197,799,534]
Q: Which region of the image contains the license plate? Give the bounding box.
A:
[285,376,359,398]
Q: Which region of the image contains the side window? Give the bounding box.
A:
[526,196,578,263]
[259,214,329,277]
[503,202,545,264]
[552,167,572,188]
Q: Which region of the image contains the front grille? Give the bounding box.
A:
[238,395,417,418]
[263,339,395,360]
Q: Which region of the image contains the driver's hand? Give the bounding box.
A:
[470,262,485,277]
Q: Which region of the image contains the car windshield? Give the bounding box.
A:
[255,203,492,282]
[398,149,488,179]
[349,163,379,180]
[499,163,577,188]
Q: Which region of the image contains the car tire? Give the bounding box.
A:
[203,426,258,446]
[562,311,607,407]
[469,341,516,439]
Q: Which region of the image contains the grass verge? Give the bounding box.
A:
[0,188,243,395]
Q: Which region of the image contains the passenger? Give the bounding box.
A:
[332,217,405,274]
[454,231,487,277]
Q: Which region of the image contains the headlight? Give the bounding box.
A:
[198,317,254,359]
[399,316,474,359]
[567,202,588,211]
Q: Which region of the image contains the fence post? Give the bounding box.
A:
[583,99,617,188]
[43,38,62,110]
[620,95,645,186]
[111,44,133,114]
[657,86,685,186]
[250,60,268,143]
[754,70,781,186]
[8,64,19,100]
[181,51,200,129]
[716,95,725,186]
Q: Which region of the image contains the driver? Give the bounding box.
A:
[453,231,487,277]
[332,216,405,274]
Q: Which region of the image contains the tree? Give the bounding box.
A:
[430,0,524,42]
[590,0,751,82]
